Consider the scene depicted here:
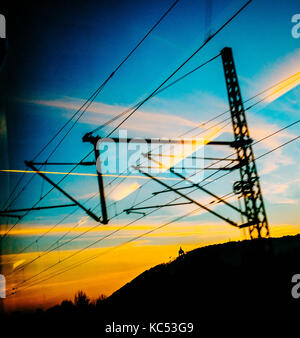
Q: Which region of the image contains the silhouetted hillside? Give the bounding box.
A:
[104,235,300,320]
[4,235,300,324]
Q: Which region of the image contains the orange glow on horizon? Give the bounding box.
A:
[3,222,300,312]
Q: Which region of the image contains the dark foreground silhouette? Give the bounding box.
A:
[4,235,300,323]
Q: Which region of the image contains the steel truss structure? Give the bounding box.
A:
[1,47,270,239]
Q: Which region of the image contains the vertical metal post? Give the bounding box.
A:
[83,134,108,224]
[221,47,270,239]
[94,141,108,224]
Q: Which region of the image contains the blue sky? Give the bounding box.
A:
[1,0,300,239]
[1,0,300,309]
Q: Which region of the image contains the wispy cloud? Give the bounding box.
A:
[245,48,300,102]
[27,97,199,138]
[24,75,300,210]
[262,181,298,205]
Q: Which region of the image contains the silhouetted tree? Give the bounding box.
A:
[95,294,107,307]
[74,290,90,310]
[60,300,74,312]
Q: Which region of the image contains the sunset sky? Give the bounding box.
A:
[1,0,300,311]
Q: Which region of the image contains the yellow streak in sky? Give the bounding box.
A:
[266,71,300,103]
[154,127,222,173]
[0,169,179,181]
[13,260,25,269]
[0,224,155,237]
[109,182,140,201]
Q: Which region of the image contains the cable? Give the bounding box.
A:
[2,109,227,255]
[4,88,299,271]
[1,0,252,239]
[68,58,300,138]
[4,0,258,289]
[8,170,201,280]
[6,163,145,266]
[4,162,183,264]
[8,152,228,284]
[12,126,300,292]
[5,192,100,270]
[100,0,253,140]
[9,101,244,272]
[9,192,236,294]
[184,71,300,137]
[90,54,221,134]
[81,71,300,204]
[1,0,180,212]
[256,135,300,160]
[4,12,298,232]
[8,82,300,293]
[201,134,300,190]
[7,93,298,272]
[6,201,101,277]
[7,0,300,296]
[6,37,295,231]
[245,72,300,111]
[5,66,296,215]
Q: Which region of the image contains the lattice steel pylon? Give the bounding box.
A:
[221,47,270,239]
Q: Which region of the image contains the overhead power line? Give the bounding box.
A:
[99,0,253,139]
[9,129,300,295]
[1,0,180,212]
[89,54,221,135]
[1,0,252,239]
[2,85,299,247]
[256,135,300,160]
[10,122,300,289]
[8,192,235,295]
